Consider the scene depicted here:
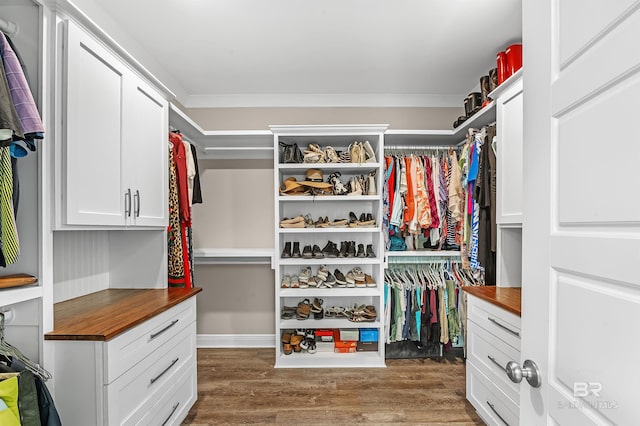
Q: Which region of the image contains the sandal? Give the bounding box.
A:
[283,343,293,355]
[311,298,324,313]
[325,146,340,163]
[281,332,292,344]
[296,299,311,319]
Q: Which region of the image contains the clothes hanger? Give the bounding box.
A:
[0,312,52,381]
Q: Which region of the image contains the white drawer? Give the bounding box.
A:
[467,294,521,350]
[103,298,196,383]
[467,319,520,404]
[105,321,196,425]
[136,362,197,426]
[467,360,519,426]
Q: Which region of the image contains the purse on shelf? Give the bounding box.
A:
[279,141,303,164]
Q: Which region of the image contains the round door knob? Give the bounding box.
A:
[506,359,542,388]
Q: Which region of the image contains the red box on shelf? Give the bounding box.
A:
[334,347,357,354]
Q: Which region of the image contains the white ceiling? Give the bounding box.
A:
[73,0,522,108]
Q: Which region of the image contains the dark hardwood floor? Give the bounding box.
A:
[183,348,484,425]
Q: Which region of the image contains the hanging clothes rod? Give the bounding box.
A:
[0,18,18,36]
[384,145,459,151]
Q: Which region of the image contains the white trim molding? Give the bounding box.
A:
[183,93,463,108]
[197,334,276,348]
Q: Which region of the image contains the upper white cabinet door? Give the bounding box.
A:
[123,76,168,227]
[62,20,126,226]
[496,77,523,225]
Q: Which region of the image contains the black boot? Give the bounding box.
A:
[292,241,301,258]
[322,240,335,255]
[366,244,376,258]
[312,245,324,259]
[356,243,365,258]
[281,242,292,258]
[347,241,356,257]
[339,241,348,258]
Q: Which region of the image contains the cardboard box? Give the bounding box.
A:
[359,328,379,342]
[339,328,359,341]
[356,341,379,352]
[315,329,333,337]
[320,335,334,342]
[333,330,357,349]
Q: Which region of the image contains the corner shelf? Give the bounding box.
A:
[169,104,273,159]
[193,248,274,265]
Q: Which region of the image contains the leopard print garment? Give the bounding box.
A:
[168,145,186,287]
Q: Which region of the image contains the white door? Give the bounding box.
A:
[63,20,126,226]
[521,0,640,424]
[123,75,168,227]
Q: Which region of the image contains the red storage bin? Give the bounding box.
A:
[505,43,522,76]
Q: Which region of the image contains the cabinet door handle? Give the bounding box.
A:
[134,189,140,217]
[161,402,180,426]
[150,319,179,340]
[488,317,520,337]
[150,357,179,384]
[486,400,510,426]
[487,355,507,373]
[124,188,132,217]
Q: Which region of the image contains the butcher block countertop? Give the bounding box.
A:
[463,286,521,316]
[45,287,202,341]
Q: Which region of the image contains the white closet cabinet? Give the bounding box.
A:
[60,19,168,228]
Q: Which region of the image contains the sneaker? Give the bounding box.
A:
[365,274,377,288]
[325,272,336,287]
[299,267,312,284]
[334,269,347,286]
[281,275,291,288]
[290,276,300,288]
[302,245,313,259]
[317,265,329,281]
[345,271,356,287]
[312,245,324,259]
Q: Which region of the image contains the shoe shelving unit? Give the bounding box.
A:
[272,125,387,368]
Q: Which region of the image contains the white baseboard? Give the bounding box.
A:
[197,334,276,348]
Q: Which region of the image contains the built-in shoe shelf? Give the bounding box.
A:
[273,125,387,368]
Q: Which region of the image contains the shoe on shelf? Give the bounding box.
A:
[315,216,329,227]
[334,269,347,287]
[365,274,377,288]
[345,271,356,288]
[325,272,336,287]
[327,242,339,258]
[338,241,349,258]
[304,214,315,228]
[307,340,317,354]
[347,241,356,258]
[280,216,305,228]
[311,298,323,313]
[366,244,376,258]
[363,140,376,163]
[367,170,377,195]
[328,172,348,195]
[302,245,313,259]
[317,265,329,281]
[329,218,348,227]
[348,177,363,196]
[348,211,359,226]
[281,275,291,288]
[325,146,340,163]
[292,241,301,258]
[290,276,300,288]
[312,244,324,259]
[299,266,312,284]
[281,242,292,258]
[356,243,365,258]
[321,241,335,256]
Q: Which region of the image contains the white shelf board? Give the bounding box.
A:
[278,162,382,170]
[0,285,42,307]
[275,351,385,368]
[279,288,380,297]
[279,257,381,266]
[280,318,380,329]
[278,195,380,202]
[271,124,389,136]
[279,227,379,234]
[169,104,273,159]
[488,68,523,100]
[193,248,274,265]
[385,100,496,147]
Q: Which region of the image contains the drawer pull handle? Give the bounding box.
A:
[486,400,510,426]
[150,357,179,385]
[488,317,520,337]
[150,319,179,340]
[161,402,180,426]
[487,355,507,373]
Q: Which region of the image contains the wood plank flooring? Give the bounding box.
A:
[182,348,484,425]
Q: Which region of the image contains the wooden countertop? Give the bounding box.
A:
[463,286,521,316]
[45,287,202,341]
